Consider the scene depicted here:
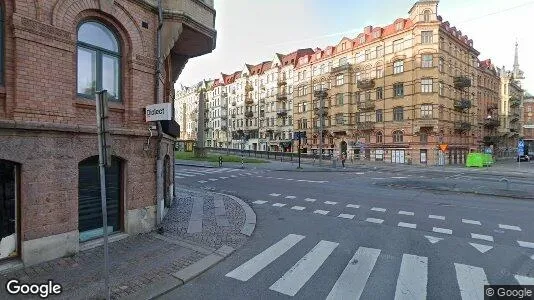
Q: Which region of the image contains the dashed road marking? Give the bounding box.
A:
[518,241,534,249]
[269,193,281,197]
[462,219,481,225]
[398,211,414,216]
[253,200,268,205]
[398,222,417,229]
[346,204,360,209]
[304,198,317,202]
[499,224,522,231]
[338,214,355,220]
[366,218,384,224]
[291,206,306,211]
[272,203,287,207]
[433,227,452,235]
[314,210,329,215]
[470,233,494,242]
[198,180,207,183]
[324,201,338,205]
[371,207,386,212]
[285,196,296,199]
[429,215,445,220]
[209,178,218,181]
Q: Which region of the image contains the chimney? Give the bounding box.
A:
[364,26,373,34]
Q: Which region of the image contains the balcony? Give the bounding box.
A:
[245,84,254,92]
[331,63,352,74]
[221,91,228,98]
[314,90,328,98]
[454,99,472,111]
[483,118,500,128]
[510,114,520,123]
[221,125,228,131]
[357,79,375,90]
[415,116,439,129]
[245,111,254,118]
[231,113,236,118]
[277,110,288,117]
[453,76,471,89]
[358,101,375,111]
[276,93,287,101]
[510,97,521,107]
[277,77,287,86]
[245,98,254,105]
[454,121,471,132]
[221,103,228,109]
[356,121,375,131]
[231,101,236,106]
[221,115,228,120]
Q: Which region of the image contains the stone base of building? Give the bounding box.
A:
[21,231,79,266]
[126,205,157,235]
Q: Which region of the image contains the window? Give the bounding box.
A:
[393,107,404,121]
[302,102,307,111]
[355,72,362,81]
[421,78,433,93]
[420,132,428,144]
[421,31,433,44]
[393,83,404,97]
[376,109,383,122]
[439,57,444,72]
[365,91,371,101]
[373,30,380,39]
[312,66,317,76]
[376,131,383,143]
[336,93,344,105]
[376,87,383,100]
[335,113,344,124]
[376,45,383,57]
[341,42,346,51]
[422,55,433,68]
[421,104,433,118]
[393,60,404,74]
[302,118,307,129]
[439,82,444,96]
[77,21,121,101]
[336,74,344,86]
[359,36,365,44]
[376,65,384,78]
[423,10,431,22]
[393,39,403,52]
[395,22,403,31]
[339,57,347,65]
[365,49,370,60]
[320,64,325,74]
[393,130,403,143]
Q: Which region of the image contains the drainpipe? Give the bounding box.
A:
[155,0,164,228]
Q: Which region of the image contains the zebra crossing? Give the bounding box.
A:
[175,167,243,179]
[225,233,533,299]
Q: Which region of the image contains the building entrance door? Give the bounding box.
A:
[0,160,18,260]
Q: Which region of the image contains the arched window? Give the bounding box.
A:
[423,10,431,22]
[376,131,383,143]
[77,21,121,101]
[393,130,403,143]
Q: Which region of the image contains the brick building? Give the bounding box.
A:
[0,0,215,268]
[523,94,534,153]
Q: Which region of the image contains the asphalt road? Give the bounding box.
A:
[161,164,534,300]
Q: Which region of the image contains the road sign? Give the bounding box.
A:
[518,140,525,156]
[439,144,448,152]
[145,103,172,122]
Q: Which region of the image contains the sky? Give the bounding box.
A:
[176,0,534,92]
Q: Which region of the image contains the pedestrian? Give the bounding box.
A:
[341,152,346,169]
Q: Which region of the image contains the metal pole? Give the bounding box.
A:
[96,91,110,300]
[319,90,324,166]
[298,133,302,169]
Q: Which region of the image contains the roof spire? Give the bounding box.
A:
[513,40,524,80]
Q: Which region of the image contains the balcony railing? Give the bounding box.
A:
[357,79,375,90]
[245,111,254,118]
[314,90,328,98]
[245,98,254,105]
[277,110,288,117]
[358,101,375,111]
[483,118,500,128]
[276,93,287,101]
[510,114,520,123]
[454,121,471,132]
[510,97,521,107]
[221,115,228,120]
[454,76,471,89]
[221,125,228,131]
[277,77,287,86]
[331,63,352,74]
[231,101,236,106]
[221,92,228,98]
[356,121,375,131]
[454,99,472,111]
[416,116,438,128]
[221,104,228,109]
[245,84,254,92]
[231,113,236,118]
[314,108,328,116]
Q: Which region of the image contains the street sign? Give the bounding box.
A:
[145,103,172,122]
[439,144,448,152]
[518,140,525,156]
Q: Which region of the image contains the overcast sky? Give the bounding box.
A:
[176,0,534,91]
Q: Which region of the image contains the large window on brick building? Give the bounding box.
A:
[393,107,404,121]
[393,130,403,143]
[77,21,121,101]
[0,6,3,85]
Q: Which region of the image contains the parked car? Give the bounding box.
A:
[517,155,531,162]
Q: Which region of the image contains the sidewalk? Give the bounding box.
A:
[0,188,255,300]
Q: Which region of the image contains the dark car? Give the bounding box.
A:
[517,155,531,162]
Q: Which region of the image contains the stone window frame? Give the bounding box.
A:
[393,60,404,74]
[393,107,404,121]
[393,130,404,143]
[376,131,383,143]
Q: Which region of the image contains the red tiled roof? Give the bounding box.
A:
[248,61,273,75]
[221,71,242,85]
[277,48,314,67]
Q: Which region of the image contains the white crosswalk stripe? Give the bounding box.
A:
[454,263,488,300]
[225,234,305,281]
[499,224,522,231]
[394,254,427,300]
[269,240,338,296]
[326,247,380,300]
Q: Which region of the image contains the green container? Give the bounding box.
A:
[483,154,494,166]
[466,153,484,167]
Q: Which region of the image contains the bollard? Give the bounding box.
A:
[218,156,223,168]
[241,155,244,169]
[499,178,510,190]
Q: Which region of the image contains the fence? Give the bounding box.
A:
[204,147,334,163]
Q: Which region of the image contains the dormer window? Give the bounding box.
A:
[373,30,380,39]
[316,53,321,59]
[396,21,403,31]
[359,36,365,44]
[341,42,346,51]
[423,10,431,22]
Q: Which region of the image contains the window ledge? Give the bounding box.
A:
[74,97,125,112]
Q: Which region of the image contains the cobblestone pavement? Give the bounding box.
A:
[0,186,249,300]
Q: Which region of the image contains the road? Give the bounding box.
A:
[161,164,534,299]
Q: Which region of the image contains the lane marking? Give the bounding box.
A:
[462,219,481,225]
[338,214,355,220]
[499,224,522,231]
[208,178,218,181]
[429,215,445,220]
[424,235,443,244]
[398,222,417,229]
[252,200,267,205]
[230,175,238,178]
[314,210,329,215]
[220,176,229,179]
[269,193,281,197]
[324,201,338,205]
[272,203,286,207]
[326,247,380,300]
[371,207,386,212]
[291,206,306,211]
[225,234,305,281]
[432,227,452,235]
[269,240,339,296]
[470,233,494,242]
[398,211,414,216]
[175,176,184,179]
[469,243,493,254]
[515,275,534,285]
[518,241,534,249]
[286,179,295,181]
[346,204,360,209]
[454,263,489,300]
[391,176,409,179]
[304,198,317,202]
[175,173,196,177]
[198,180,207,183]
[394,254,427,300]
[366,218,384,224]
[285,196,296,199]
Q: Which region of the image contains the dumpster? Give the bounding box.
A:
[466,153,484,167]
[482,154,494,166]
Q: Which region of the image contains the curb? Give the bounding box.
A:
[124,192,255,300]
[387,184,534,200]
[174,162,215,168]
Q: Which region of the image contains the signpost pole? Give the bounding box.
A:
[96,91,111,300]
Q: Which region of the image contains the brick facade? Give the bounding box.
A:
[0,0,216,266]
